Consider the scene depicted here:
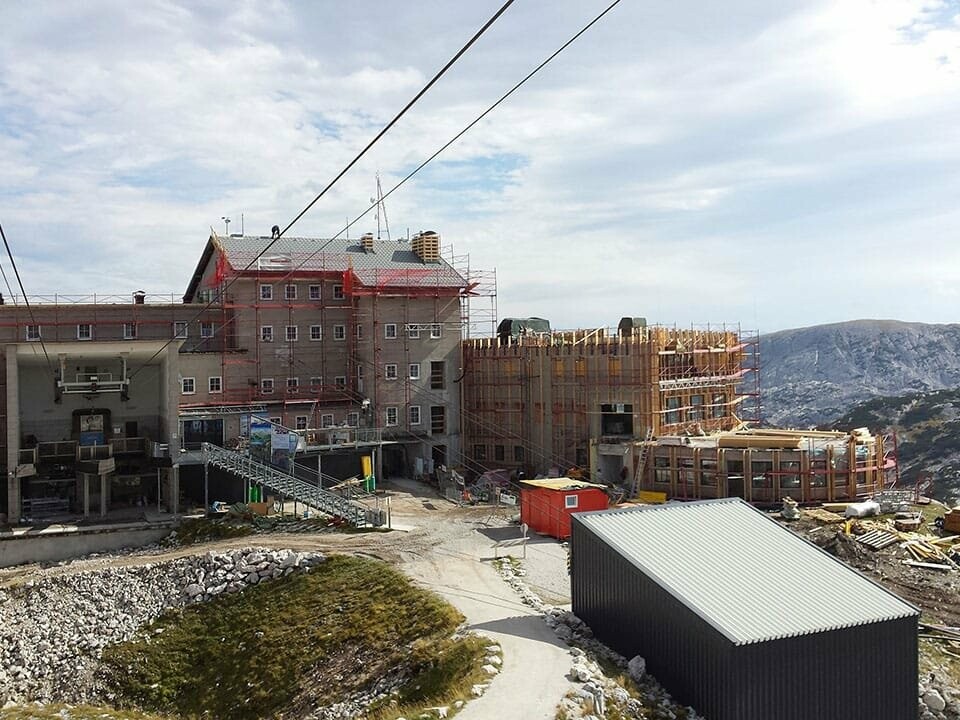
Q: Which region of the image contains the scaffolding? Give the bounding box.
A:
[460,323,758,478]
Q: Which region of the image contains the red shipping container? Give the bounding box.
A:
[519,478,609,540]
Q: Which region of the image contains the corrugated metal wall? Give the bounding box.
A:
[571,517,918,720]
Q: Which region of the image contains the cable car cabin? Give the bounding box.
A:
[519,478,609,540]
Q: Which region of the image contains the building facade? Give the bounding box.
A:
[0,229,475,523]
[460,320,756,479]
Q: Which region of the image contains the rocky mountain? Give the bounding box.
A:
[760,319,960,428]
[830,388,960,502]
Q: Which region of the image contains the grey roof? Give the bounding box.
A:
[215,235,467,289]
[575,498,918,645]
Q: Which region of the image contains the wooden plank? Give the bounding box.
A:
[903,560,953,571]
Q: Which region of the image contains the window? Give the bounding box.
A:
[711,393,727,419]
[208,376,222,393]
[25,325,41,341]
[334,376,346,389]
[173,321,188,339]
[333,284,344,299]
[295,416,308,430]
[430,323,442,339]
[409,363,421,380]
[321,414,334,428]
[385,323,397,339]
[356,324,364,340]
[665,396,681,425]
[181,377,195,394]
[287,377,299,391]
[700,458,718,486]
[261,378,274,394]
[310,325,322,341]
[309,285,321,300]
[780,460,801,489]
[514,445,525,462]
[385,364,398,380]
[752,460,774,489]
[564,495,579,509]
[123,323,137,340]
[200,322,214,338]
[473,444,486,461]
[347,412,359,427]
[494,445,505,462]
[409,406,421,425]
[688,394,704,421]
[77,324,92,340]
[261,325,274,342]
[385,407,398,426]
[407,324,420,339]
[259,284,273,301]
[285,325,298,342]
[284,284,297,300]
[431,406,445,435]
[309,376,322,387]
[269,417,281,425]
[430,361,445,389]
[333,325,346,341]
[356,365,363,392]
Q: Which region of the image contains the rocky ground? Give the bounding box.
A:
[0,479,957,719]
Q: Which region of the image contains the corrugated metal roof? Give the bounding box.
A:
[215,235,467,288]
[521,478,607,491]
[575,498,918,645]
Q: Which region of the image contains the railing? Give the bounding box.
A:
[2,293,185,305]
[109,437,147,454]
[202,443,377,527]
[303,427,383,447]
[78,444,112,461]
[38,441,78,459]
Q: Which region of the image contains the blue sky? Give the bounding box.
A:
[1,0,959,332]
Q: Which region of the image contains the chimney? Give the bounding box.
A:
[412,230,440,262]
[361,232,375,253]
[133,290,146,305]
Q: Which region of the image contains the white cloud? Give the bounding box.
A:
[0,0,958,332]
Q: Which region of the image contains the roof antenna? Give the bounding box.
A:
[372,172,390,241]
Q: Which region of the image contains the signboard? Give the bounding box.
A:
[249,416,272,465]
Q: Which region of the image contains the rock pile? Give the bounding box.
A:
[494,557,704,720]
[919,675,960,720]
[0,547,325,706]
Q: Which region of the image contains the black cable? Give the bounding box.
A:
[126,0,517,381]
[269,0,626,288]
[0,222,55,378]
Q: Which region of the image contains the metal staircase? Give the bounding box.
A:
[202,443,378,527]
[629,428,655,499]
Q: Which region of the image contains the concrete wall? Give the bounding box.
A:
[0,523,174,568]
[19,363,163,442]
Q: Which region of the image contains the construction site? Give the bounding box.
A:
[0,229,496,525]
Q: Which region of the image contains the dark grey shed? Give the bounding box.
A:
[571,498,919,720]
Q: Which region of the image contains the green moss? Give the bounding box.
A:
[102,556,467,720]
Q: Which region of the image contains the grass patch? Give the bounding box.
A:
[0,705,170,719]
[165,518,254,546]
[101,555,470,720]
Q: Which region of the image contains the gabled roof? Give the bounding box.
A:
[575,498,918,645]
[184,233,468,302]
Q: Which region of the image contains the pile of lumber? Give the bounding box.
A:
[900,534,960,571]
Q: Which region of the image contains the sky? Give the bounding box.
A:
[1,0,959,334]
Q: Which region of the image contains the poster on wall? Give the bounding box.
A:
[240,414,250,438]
[271,425,294,471]
[249,416,272,465]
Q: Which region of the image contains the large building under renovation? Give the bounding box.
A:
[0,229,494,523]
[461,319,759,474]
[461,319,891,503]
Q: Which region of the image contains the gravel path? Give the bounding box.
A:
[401,516,576,720]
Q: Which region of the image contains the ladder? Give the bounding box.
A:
[629,428,655,499]
[202,443,377,528]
